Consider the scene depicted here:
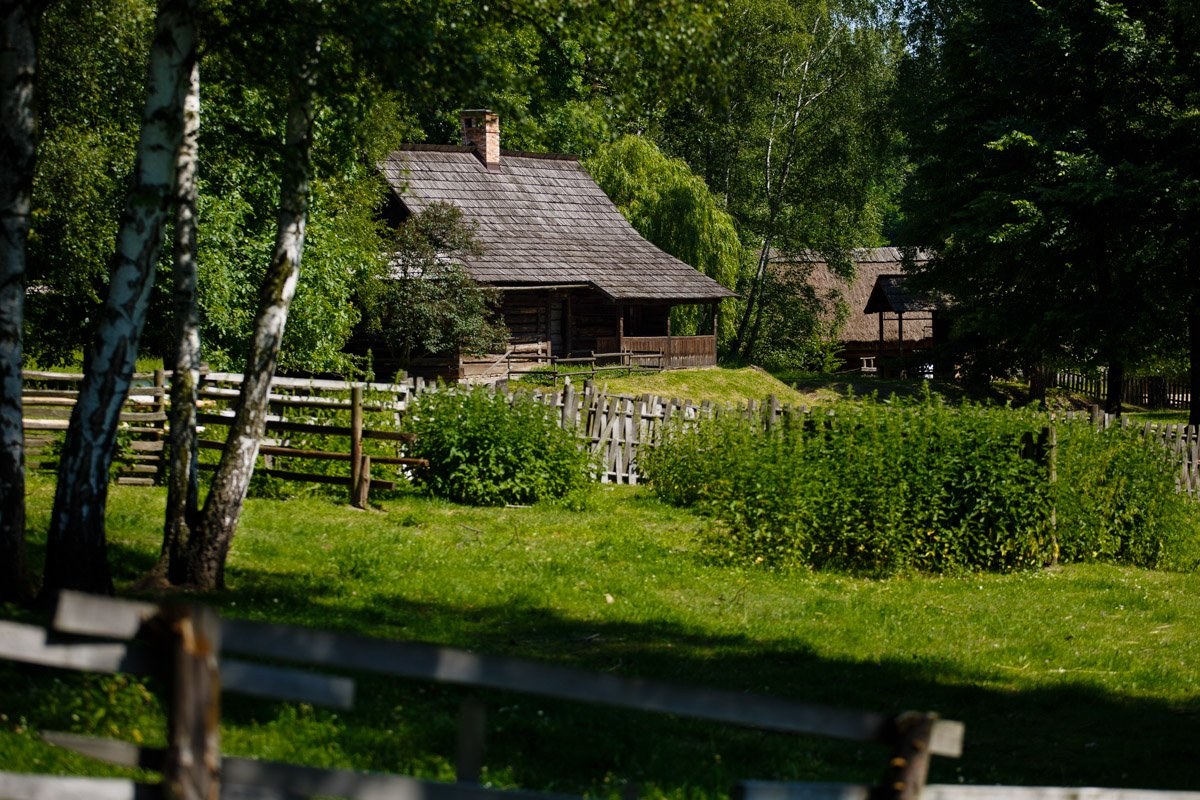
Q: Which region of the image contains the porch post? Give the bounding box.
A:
[666,310,672,368]
[617,306,624,351]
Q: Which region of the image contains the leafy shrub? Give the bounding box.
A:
[642,395,1054,574]
[1055,420,1192,568]
[402,386,595,506]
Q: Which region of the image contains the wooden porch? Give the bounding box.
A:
[596,334,718,369]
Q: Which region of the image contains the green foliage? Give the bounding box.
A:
[402,386,595,506]
[1056,420,1195,568]
[357,202,508,366]
[746,264,848,374]
[643,395,1056,574]
[897,0,1194,389]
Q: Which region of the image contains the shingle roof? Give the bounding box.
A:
[380,147,737,303]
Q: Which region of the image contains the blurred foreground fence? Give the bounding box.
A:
[1,591,963,800]
[4,593,1199,800]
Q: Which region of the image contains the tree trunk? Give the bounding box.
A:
[1104,359,1124,417]
[185,42,318,591]
[1190,287,1200,428]
[157,56,201,586]
[0,0,44,603]
[40,0,195,598]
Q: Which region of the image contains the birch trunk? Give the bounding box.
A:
[40,0,195,597]
[0,0,44,603]
[157,57,201,586]
[186,43,318,590]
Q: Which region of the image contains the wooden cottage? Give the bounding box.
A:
[376,110,736,380]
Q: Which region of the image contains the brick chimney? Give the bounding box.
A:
[460,109,500,170]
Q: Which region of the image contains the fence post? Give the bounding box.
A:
[456,696,487,784]
[160,603,222,800]
[1045,423,1058,566]
[350,385,364,507]
[354,454,372,509]
[874,712,935,800]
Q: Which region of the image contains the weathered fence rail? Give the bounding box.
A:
[0,591,964,800]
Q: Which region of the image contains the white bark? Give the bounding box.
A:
[159,56,201,584]
[188,39,319,590]
[0,0,42,602]
[42,0,196,597]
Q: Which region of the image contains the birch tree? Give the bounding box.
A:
[183,35,319,590]
[155,56,200,585]
[0,0,49,603]
[40,0,195,597]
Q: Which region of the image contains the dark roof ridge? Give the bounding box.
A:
[397,143,579,162]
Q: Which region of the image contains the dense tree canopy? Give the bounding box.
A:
[898,0,1198,413]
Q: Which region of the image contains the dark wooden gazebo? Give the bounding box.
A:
[863,274,939,374]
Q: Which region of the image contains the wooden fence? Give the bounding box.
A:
[1048,371,1191,411]
[4,592,1198,800]
[22,371,1200,494]
[0,590,964,800]
[20,370,429,506]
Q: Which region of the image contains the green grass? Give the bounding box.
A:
[4,474,1200,795]
[534,366,812,407]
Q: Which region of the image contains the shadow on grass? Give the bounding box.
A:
[50,542,1190,795]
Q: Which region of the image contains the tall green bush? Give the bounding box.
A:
[402,387,595,506]
[1055,420,1191,568]
[643,396,1055,574]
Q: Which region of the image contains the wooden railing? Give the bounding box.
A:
[594,335,718,369]
[0,591,964,800]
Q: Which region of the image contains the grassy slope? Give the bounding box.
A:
[4,476,1199,794]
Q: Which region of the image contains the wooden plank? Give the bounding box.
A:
[221,658,355,709]
[54,591,158,639]
[0,620,153,674]
[42,731,164,771]
[0,772,158,800]
[734,781,870,800]
[920,788,1200,800]
[219,620,961,753]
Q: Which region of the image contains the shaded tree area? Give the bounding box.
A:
[897,0,1199,415]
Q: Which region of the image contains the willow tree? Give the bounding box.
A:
[587,135,745,347]
[40,0,196,597]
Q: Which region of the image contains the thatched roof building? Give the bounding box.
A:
[774,247,942,374]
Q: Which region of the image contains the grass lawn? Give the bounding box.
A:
[4,475,1200,796]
